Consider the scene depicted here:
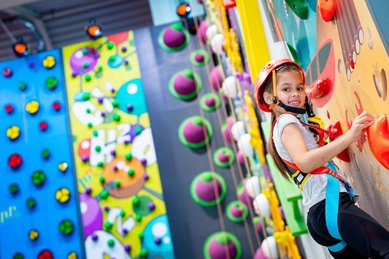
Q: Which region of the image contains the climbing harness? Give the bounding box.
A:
[279,119,357,252]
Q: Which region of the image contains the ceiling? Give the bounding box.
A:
[0,0,153,61]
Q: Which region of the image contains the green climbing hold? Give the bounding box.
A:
[285,0,308,19]
[41,148,50,160]
[32,170,46,187]
[100,189,109,199]
[9,183,19,195]
[59,219,74,235]
[45,77,58,90]
[104,221,113,230]
[107,239,115,247]
[127,168,135,176]
[26,197,37,209]
[107,42,114,50]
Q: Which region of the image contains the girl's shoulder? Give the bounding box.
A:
[277,114,301,124]
[275,114,303,133]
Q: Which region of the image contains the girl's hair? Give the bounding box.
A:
[261,63,303,180]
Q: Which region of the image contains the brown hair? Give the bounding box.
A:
[261,63,302,180]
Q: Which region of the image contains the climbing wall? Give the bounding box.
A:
[0,50,84,258]
[261,0,389,228]
[62,30,174,258]
[135,20,260,258]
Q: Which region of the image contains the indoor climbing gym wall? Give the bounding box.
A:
[257,0,389,229]
[0,29,175,258]
[62,30,174,258]
[0,50,84,258]
[134,17,260,258]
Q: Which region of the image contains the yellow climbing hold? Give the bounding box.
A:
[29,229,39,241]
[6,126,20,140]
[58,162,69,172]
[25,100,39,115]
[43,55,56,69]
[56,188,70,203]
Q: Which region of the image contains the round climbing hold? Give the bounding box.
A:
[32,170,46,187]
[132,195,140,206]
[56,187,71,203]
[42,55,56,69]
[127,168,135,176]
[104,221,113,230]
[8,153,22,169]
[125,153,133,160]
[26,197,37,209]
[18,81,27,91]
[41,148,50,160]
[67,252,78,259]
[28,229,39,241]
[213,147,235,168]
[97,161,104,167]
[107,42,114,50]
[52,101,61,111]
[107,239,115,247]
[5,103,14,114]
[139,248,148,258]
[200,92,221,112]
[39,121,48,131]
[191,49,210,67]
[13,252,24,259]
[59,219,74,236]
[45,77,58,90]
[226,200,249,223]
[85,74,92,82]
[25,100,39,115]
[113,113,121,122]
[2,67,12,77]
[9,183,19,195]
[158,23,189,52]
[58,162,69,172]
[38,249,53,259]
[6,125,20,141]
[100,189,109,199]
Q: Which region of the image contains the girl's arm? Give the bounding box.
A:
[282,111,375,172]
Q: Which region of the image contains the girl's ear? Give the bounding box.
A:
[263,92,273,105]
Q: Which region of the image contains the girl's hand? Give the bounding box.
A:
[347,111,375,143]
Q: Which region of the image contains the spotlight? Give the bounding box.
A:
[86,21,103,40]
[12,39,29,57]
[176,2,191,18]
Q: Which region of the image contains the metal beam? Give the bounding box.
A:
[0,0,43,9]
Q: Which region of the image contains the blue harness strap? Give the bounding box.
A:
[325,162,347,252]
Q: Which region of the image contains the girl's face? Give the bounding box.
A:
[273,70,306,115]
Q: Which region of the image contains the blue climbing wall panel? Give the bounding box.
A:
[0,49,84,259]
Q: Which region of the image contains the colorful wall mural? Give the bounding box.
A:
[62,30,174,258]
[1,30,174,258]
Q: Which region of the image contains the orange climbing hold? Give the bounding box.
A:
[367,115,389,170]
[318,0,336,22]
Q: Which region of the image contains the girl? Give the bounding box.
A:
[254,58,389,258]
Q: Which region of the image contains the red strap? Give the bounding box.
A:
[283,159,346,184]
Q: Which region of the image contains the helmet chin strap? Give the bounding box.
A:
[270,69,306,114]
[278,101,306,114]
